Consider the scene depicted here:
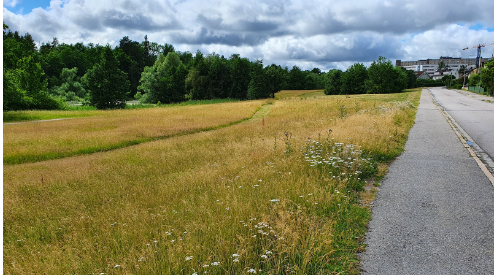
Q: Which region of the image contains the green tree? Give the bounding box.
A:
[366,56,402,94]
[51,67,87,101]
[247,61,267,100]
[442,74,456,88]
[138,51,187,103]
[264,64,284,97]
[468,74,481,87]
[229,54,251,99]
[398,67,417,89]
[208,56,232,98]
[324,70,343,95]
[83,46,129,109]
[438,60,446,71]
[288,65,306,89]
[341,63,368,94]
[480,58,494,95]
[4,56,60,111]
[394,66,408,91]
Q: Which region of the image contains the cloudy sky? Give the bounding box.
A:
[3,0,495,71]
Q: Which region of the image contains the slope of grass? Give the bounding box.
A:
[4,89,421,274]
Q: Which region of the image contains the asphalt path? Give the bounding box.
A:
[360,89,493,274]
[429,87,494,161]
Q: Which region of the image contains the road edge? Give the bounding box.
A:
[427,88,494,186]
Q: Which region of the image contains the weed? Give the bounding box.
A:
[283,132,294,154]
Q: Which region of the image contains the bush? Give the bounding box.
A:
[415,78,444,87]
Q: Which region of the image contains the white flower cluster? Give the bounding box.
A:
[303,140,376,184]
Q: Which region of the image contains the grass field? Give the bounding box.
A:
[4,101,264,165]
[4,89,421,274]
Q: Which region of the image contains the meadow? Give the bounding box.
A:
[4,89,421,274]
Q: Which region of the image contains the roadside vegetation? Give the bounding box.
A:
[4,89,421,274]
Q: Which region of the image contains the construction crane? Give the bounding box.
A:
[463,41,494,69]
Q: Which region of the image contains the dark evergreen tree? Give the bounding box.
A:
[208,56,232,98]
[83,46,129,109]
[247,61,267,100]
[288,65,306,89]
[229,55,251,99]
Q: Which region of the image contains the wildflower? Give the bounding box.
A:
[203,264,209,268]
[254,185,259,187]
[232,253,239,257]
[225,207,230,210]
[266,251,273,254]
[193,273,198,275]
[211,262,220,266]
[269,199,279,202]
[233,258,239,262]
[248,269,257,273]
[114,265,121,268]
[186,256,193,261]
[261,254,268,259]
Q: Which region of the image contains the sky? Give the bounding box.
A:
[3,0,495,71]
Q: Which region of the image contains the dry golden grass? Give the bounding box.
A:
[3,90,421,274]
[3,101,264,164]
[274,90,323,99]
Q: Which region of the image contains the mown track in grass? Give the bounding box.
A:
[4,101,266,165]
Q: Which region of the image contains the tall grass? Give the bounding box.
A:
[3,90,421,274]
[3,101,264,165]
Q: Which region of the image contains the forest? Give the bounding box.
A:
[4,22,423,111]
[3,22,329,111]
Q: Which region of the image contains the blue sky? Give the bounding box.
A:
[3,0,495,71]
[4,0,51,14]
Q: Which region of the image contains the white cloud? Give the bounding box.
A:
[3,0,20,7]
[402,24,495,62]
[2,0,494,71]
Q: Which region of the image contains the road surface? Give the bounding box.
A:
[429,87,494,161]
[360,89,493,274]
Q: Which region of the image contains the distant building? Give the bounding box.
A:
[415,71,430,79]
[395,56,491,79]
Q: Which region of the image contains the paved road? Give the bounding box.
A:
[360,89,493,274]
[429,87,494,161]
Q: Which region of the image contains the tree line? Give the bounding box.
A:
[9,21,466,111]
[3,23,327,111]
[323,56,418,95]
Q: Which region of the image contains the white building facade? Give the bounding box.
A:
[396,57,491,79]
